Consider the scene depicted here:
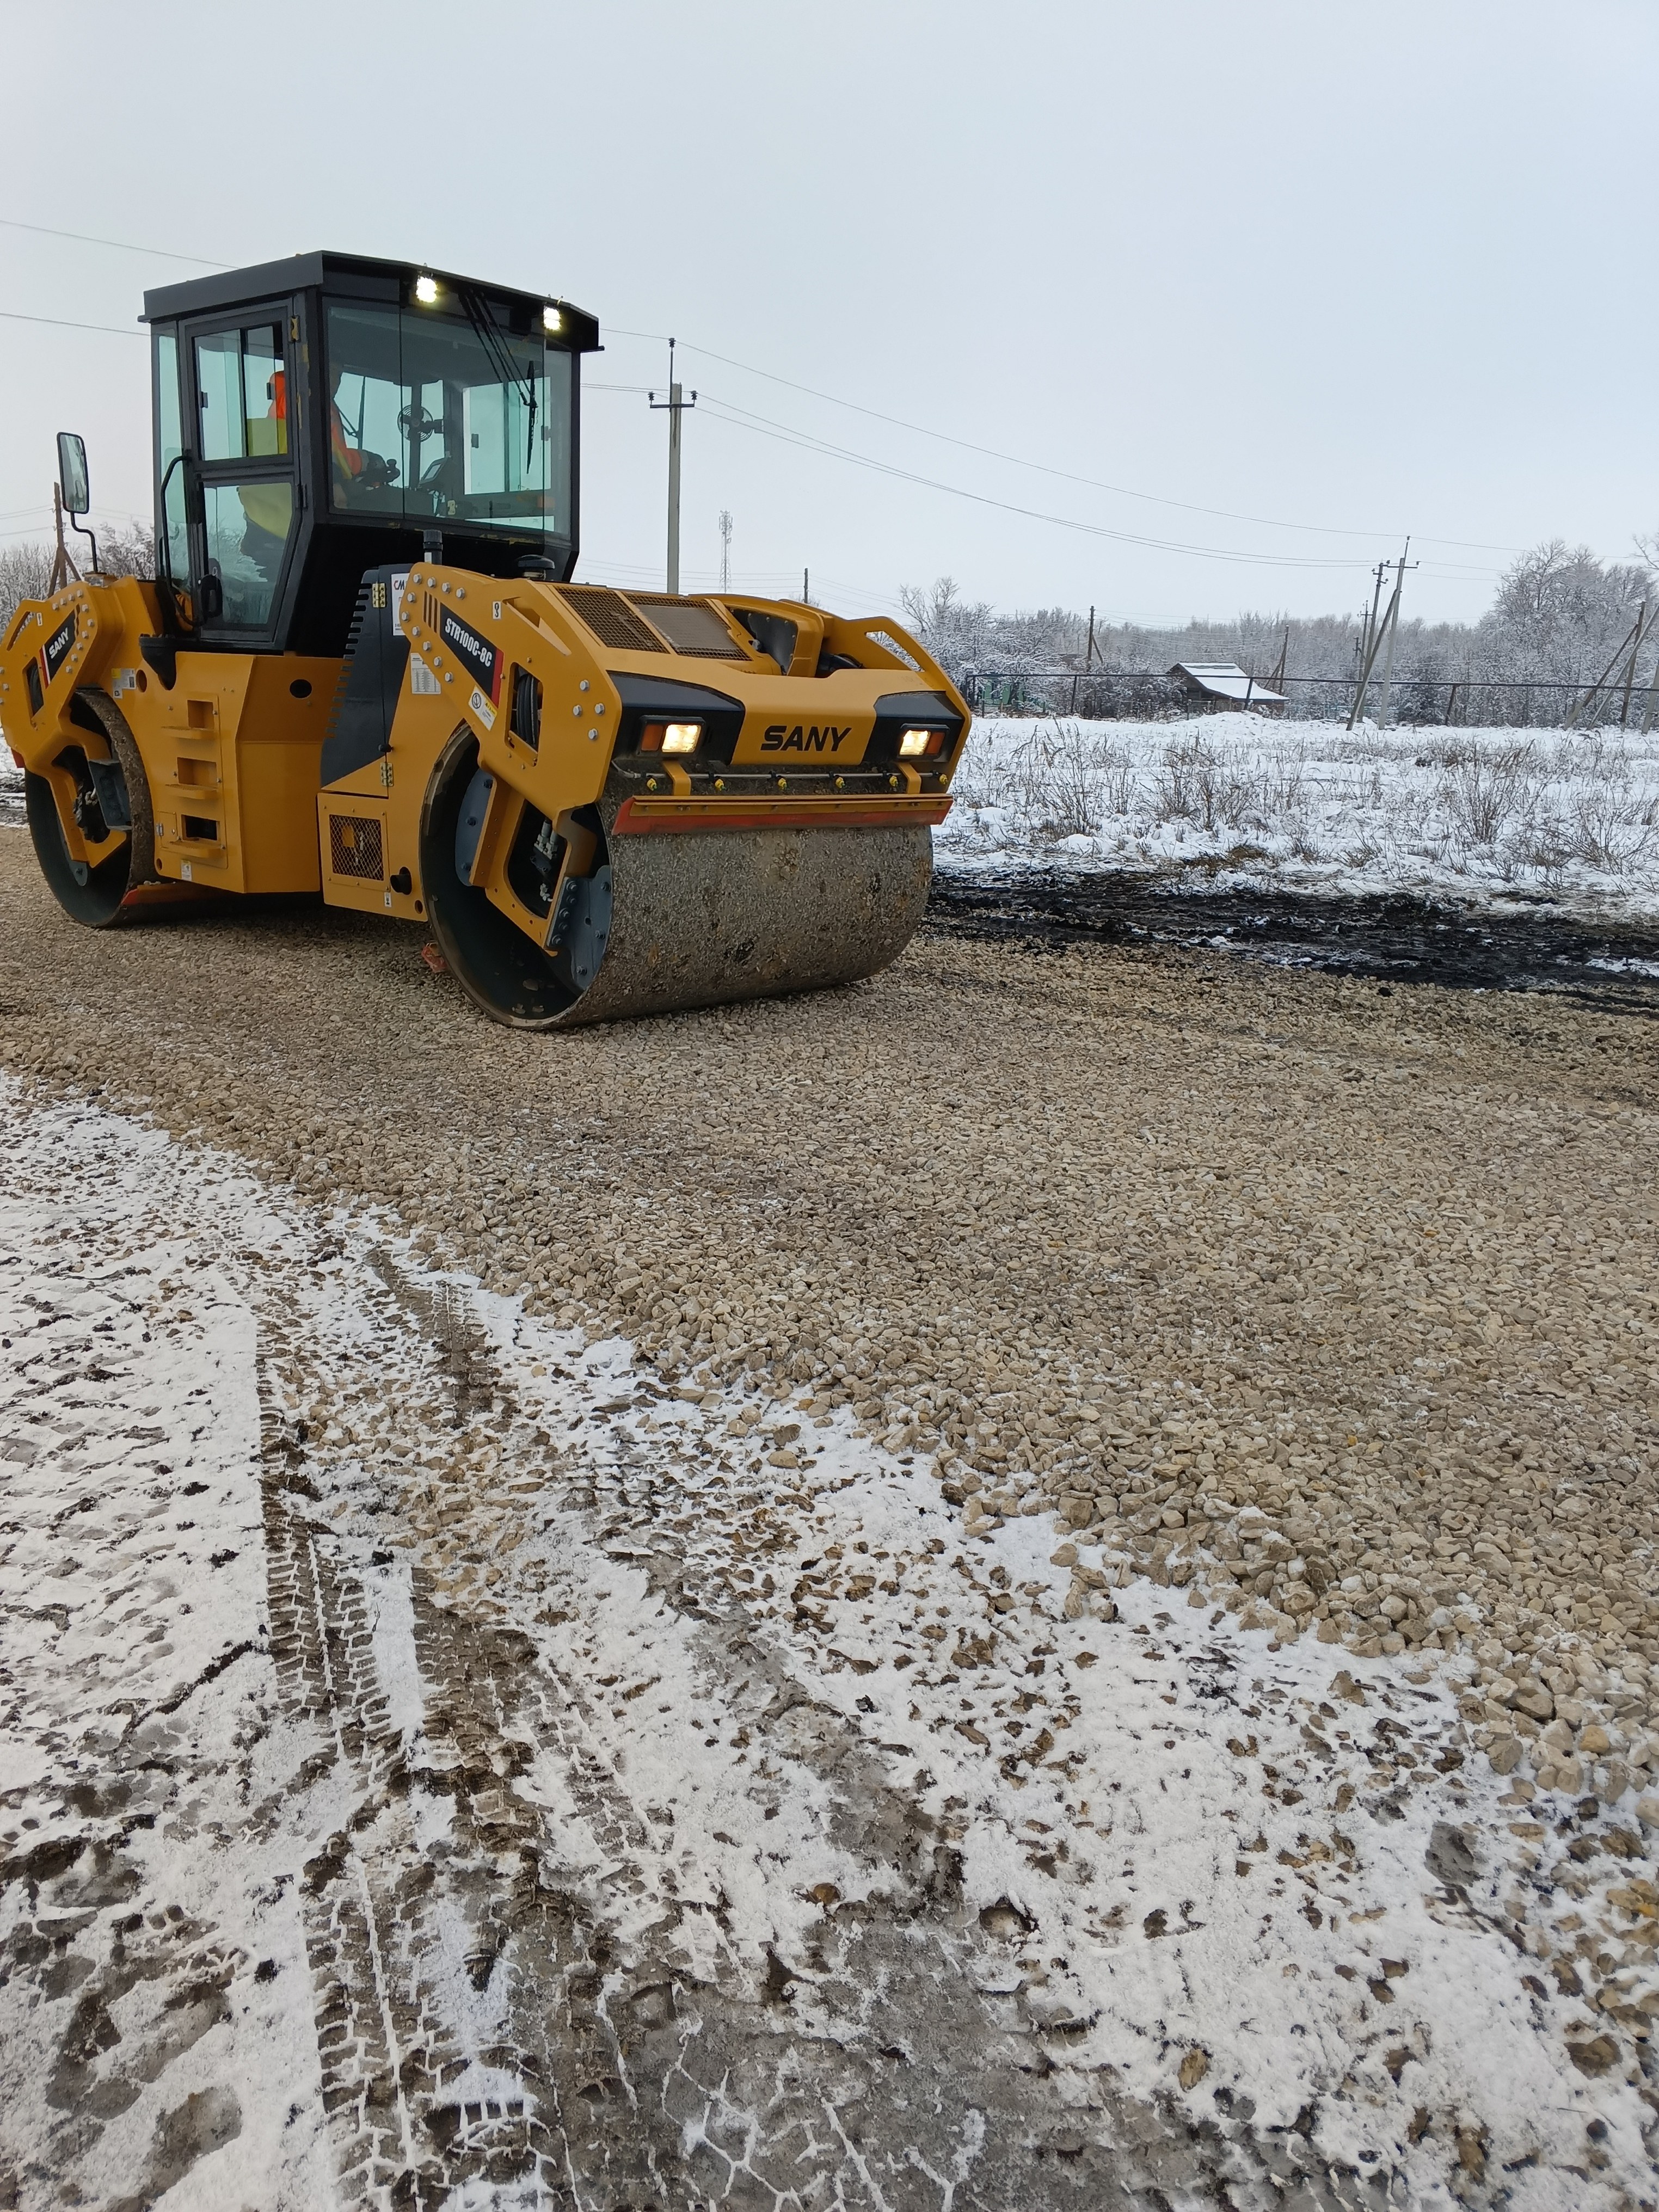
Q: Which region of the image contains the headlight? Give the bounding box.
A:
[414,273,439,305]
[642,720,702,754]
[899,727,945,758]
[543,304,562,334]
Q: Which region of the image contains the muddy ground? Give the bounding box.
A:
[926,868,1659,1013]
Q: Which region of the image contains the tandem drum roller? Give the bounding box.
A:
[3,252,969,1025]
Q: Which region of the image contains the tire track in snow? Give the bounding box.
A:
[339,1259,1320,2209]
[7,1084,1646,2207]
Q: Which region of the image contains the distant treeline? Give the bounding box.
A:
[0,527,157,632]
[900,538,1659,726]
[6,528,1657,731]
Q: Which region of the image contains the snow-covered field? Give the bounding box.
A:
[941,715,1659,920]
[10,714,1658,923]
[4,1079,1656,2207]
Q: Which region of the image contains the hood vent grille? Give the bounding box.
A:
[627,594,747,659]
[556,587,666,653]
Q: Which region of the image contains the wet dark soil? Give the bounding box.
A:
[927,865,1659,1015]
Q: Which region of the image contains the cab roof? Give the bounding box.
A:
[140,250,600,352]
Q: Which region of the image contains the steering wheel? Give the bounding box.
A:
[398,404,442,439]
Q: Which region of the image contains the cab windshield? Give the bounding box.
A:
[325,298,571,536]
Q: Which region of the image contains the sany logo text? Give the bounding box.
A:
[760,724,851,754]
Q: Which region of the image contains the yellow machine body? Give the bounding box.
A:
[3,574,334,896]
[2,564,968,1025]
[2,250,969,1026]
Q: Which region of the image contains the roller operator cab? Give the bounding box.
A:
[1,253,970,1027]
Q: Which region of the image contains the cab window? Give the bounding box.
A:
[190,317,296,631]
[195,324,288,460]
[154,327,189,594]
[205,481,294,627]
[325,299,570,536]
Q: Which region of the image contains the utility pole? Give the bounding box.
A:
[47,483,79,594]
[1361,566,1386,669]
[1349,544,1416,730]
[718,509,733,594]
[648,340,697,593]
[1071,605,1098,714]
[801,567,809,605]
[1619,603,1648,728]
[1374,542,1416,731]
[1567,603,1648,730]
[1641,626,1659,735]
[1347,561,1388,730]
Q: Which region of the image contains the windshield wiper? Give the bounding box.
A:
[456,285,538,476]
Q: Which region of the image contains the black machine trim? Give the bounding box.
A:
[320,566,411,787]
[610,673,746,765]
[863,689,965,766]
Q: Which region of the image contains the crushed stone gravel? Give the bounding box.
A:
[0,832,1655,1814]
[5,1081,1656,2202]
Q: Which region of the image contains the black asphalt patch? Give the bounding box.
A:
[927,865,1659,1012]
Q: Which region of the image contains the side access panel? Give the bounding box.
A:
[235,658,336,892]
[317,796,393,914]
[317,567,457,927]
[125,653,335,894]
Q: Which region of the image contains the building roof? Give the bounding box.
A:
[1169,661,1286,704]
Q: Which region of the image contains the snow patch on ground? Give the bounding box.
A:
[2,1079,1655,2205]
[0,1114,331,2208]
[941,714,1659,920]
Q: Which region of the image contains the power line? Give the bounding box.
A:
[2,213,1517,561]
[580,552,908,610]
[591,377,1416,576]
[0,216,229,266]
[609,323,1523,558]
[0,214,1529,574]
[591,378,1504,584]
[0,511,150,541]
[695,394,1394,575]
[0,309,144,337]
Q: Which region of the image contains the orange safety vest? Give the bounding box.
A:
[263,368,363,477]
[330,397,366,480]
[239,367,295,540]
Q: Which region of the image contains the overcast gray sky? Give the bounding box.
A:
[3,0,1652,629]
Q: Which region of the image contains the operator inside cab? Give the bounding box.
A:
[329,381,398,506]
[237,365,400,580]
[237,368,294,582]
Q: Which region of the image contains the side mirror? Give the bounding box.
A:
[57,432,90,518]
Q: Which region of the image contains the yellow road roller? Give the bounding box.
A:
[1,253,968,1026]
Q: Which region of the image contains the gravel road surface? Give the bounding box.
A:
[1,832,1656,2206]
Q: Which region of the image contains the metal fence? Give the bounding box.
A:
[961,668,1659,732]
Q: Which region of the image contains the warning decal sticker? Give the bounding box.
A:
[439,609,503,703]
